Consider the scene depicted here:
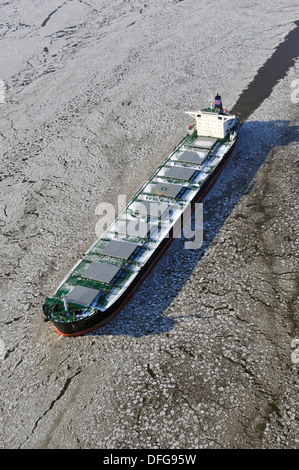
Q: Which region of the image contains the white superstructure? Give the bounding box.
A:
[186,94,238,139]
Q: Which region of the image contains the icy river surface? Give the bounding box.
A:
[0,0,298,449]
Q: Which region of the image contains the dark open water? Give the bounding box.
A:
[231,20,299,121]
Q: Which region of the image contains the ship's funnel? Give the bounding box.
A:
[214,93,223,113]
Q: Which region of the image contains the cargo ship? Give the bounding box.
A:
[43,94,239,336]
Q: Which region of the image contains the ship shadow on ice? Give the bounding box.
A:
[93,119,299,337]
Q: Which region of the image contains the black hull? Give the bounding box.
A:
[51,140,236,336]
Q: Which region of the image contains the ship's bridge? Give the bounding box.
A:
[186,95,237,139]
